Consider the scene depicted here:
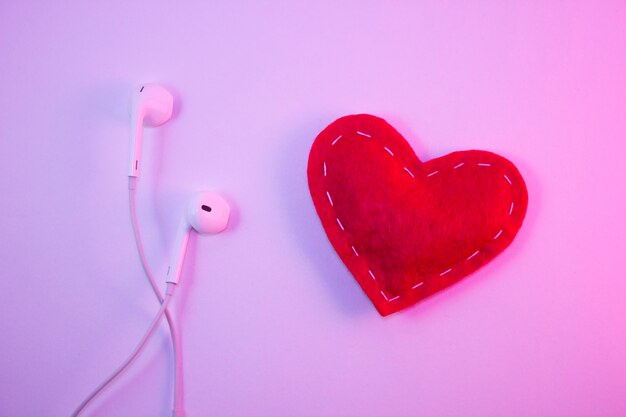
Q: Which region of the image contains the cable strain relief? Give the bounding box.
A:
[165,282,177,297]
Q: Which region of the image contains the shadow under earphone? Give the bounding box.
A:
[273,115,372,318]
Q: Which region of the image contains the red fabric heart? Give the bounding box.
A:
[308,114,528,316]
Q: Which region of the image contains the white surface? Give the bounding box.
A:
[0,2,625,417]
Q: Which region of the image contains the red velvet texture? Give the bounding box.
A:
[308,114,528,316]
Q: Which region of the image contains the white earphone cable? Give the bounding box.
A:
[70,284,176,417]
[128,181,183,417]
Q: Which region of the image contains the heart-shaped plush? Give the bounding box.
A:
[308,114,528,316]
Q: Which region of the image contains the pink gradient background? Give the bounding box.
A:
[1,1,625,416]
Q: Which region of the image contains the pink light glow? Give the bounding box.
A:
[0,1,625,416]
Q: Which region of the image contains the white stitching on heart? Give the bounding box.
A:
[326,191,334,206]
[322,130,518,306]
[380,291,399,302]
[466,250,480,261]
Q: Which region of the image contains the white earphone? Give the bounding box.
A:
[128,84,173,178]
[167,191,230,285]
[72,84,230,417]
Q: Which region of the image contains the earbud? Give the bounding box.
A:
[166,192,230,285]
[129,84,174,177]
[72,87,230,417]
